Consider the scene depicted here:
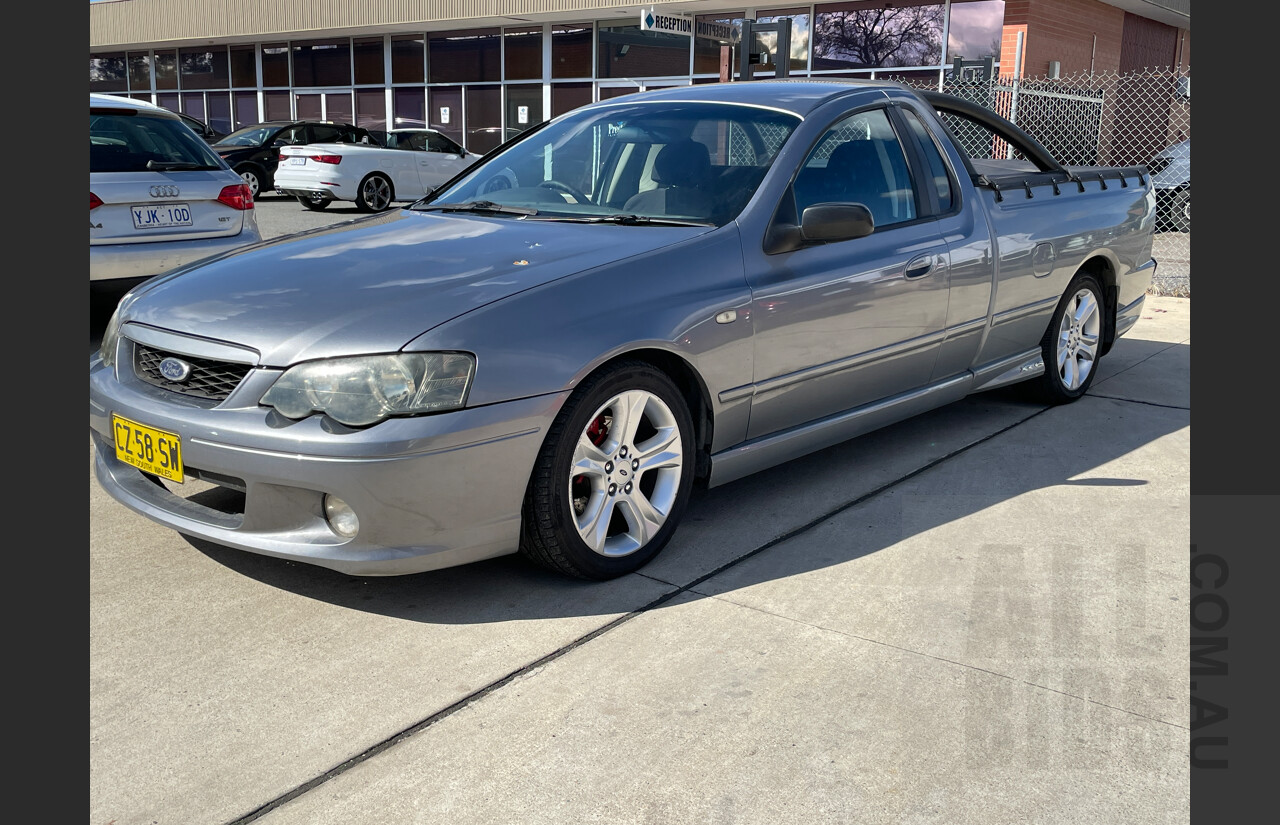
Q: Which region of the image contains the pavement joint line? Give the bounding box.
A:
[1086,393,1190,411]
[227,401,1089,823]
[692,595,1191,731]
[1090,337,1187,391]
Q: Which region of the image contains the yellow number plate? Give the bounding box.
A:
[112,414,184,483]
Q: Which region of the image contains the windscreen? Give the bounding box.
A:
[430,101,800,227]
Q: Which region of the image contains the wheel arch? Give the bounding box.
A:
[1074,253,1119,356]
[362,170,394,191]
[572,348,716,482]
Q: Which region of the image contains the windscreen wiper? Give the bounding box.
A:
[540,213,714,227]
[412,200,538,216]
[146,160,223,171]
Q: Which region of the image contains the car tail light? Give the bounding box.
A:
[90,192,103,210]
[217,183,255,210]
[310,154,342,165]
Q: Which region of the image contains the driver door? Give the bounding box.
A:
[743,106,952,439]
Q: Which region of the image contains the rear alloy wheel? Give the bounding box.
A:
[298,193,330,211]
[1034,273,1105,404]
[236,166,262,199]
[355,173,393,212]
[520,362,695,580]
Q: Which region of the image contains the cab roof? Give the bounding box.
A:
[581,78,920,119]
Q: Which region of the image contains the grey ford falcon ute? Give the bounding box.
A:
[89,79,1157,580]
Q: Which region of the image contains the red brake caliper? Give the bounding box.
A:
[572,414,610,511]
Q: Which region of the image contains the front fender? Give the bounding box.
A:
[410,223,755,450]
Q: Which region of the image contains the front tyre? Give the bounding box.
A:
[520,361,695,580]
[355,173,393,212]
[1034,273,1105,404]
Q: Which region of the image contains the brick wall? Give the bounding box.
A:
[999,0,1125,77]
[1120,12,1179,72]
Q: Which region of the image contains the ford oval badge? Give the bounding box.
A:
[159,357,193,382]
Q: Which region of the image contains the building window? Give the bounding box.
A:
[230,45,257,88]
[597,25,690,79]
[504,26,542,80]
[552,82,593,117]
[354,37,386,85]
[155,50,178,90]
[811,2,945,72]
[179,47,230,90]
[394,86,426,128]
[263,89,292,120]
[430,29,501,83]
[428,86,463,146]
[465,84,502,153]
[128,53,152,91]
[694,13,744,75]
[506,83,543,136]
[355,89,387,129]
[261,44,290,87]
[206,93,233,135]
[755,7,812,74]
[552,23,594,79]
[233,91,258,129]
[292,39,352,87]
[947,0,1005,63]
[89,53,128,92]
[392,35,425,84]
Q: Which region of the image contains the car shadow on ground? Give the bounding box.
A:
[181,345,1189,625]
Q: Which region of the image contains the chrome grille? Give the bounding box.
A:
[134,344,251,401]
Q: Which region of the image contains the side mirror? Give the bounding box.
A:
[801,203,875,242]
[764,202,874,254]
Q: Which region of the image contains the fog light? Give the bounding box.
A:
[323,495,359,538]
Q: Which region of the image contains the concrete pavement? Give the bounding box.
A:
[89,296,1190,825]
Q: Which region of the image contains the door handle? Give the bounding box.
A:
[904,254,935,280]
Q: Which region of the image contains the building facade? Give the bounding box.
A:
[89,0,1190,155]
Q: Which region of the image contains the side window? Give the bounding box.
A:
[403,133,429,152]
[275,126,306,145]
[309,125,342,144]
[793,108,916,230]
[427,133,461,154]
[900,108,955,213]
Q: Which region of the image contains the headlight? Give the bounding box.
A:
[99,307,122,368]
[260,352,475,427]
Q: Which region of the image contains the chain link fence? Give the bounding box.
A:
[899,68,1190,297]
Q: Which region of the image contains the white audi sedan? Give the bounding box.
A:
[273,128,481,212]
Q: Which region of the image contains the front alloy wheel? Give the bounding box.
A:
[521,362,695,580]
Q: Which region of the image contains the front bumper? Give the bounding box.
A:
[89,218,262,283]
[90,347,566,576]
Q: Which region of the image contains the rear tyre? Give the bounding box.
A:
[1033,272,1105,405]
[298,194,330,211]
[520,361,695,580]
[355,173,393,212]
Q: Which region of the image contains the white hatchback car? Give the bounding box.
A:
[273,128,481,211]
[90,94,261,287]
